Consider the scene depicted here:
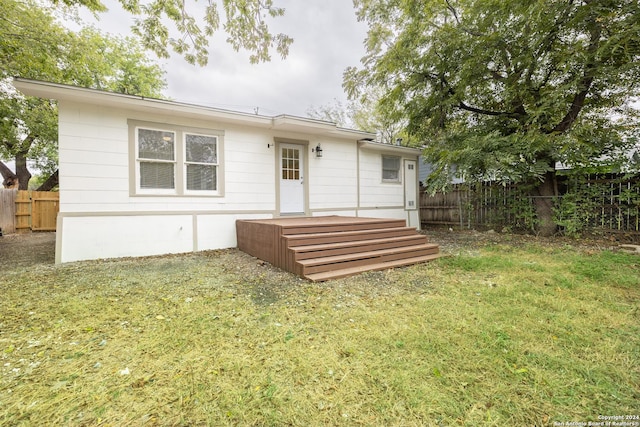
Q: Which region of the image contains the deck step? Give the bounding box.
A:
[290,234,428,260]
[284,227,418,246]
[236,216,441,281]
[280,219,406,235]
[300,244,440,275]
[305,254,443,282]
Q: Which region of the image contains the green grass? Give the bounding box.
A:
[1,242,638,426]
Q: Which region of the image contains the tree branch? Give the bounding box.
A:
[36,170,58,191]
[548,7,601,134]
[0,161,18,189]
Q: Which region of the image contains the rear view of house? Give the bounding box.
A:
[13,78,426,268]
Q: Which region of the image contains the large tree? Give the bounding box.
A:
[0,0,166,190]
[346,0,640,235]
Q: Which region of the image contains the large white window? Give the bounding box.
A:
[132,121,222,196]
[382,155,401,182]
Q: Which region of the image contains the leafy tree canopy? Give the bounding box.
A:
[53,0,293,65]
[345,0,640,235]
[346,0,640,186]
[0,0,166,189]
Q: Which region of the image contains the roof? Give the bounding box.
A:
[12,78,378,141]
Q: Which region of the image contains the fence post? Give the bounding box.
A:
[0,189,18,234]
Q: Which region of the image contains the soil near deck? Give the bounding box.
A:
[0,228,622,274]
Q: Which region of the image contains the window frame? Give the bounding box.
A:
[183,132,219,195]
[129,120,224,197]
[381,155,402,183]
[135,126,178,195]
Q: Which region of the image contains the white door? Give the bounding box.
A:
[280,143,305,214]
[404,160,417,210]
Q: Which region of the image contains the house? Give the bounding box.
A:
[13,78,427,266]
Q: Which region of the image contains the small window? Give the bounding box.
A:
[185,133,218,192]
[382,155,401,182]
[137,128,176,191]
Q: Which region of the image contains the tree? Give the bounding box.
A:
[307,89,416,146]
[54,0,293,65]
[345,0,640,236]
[0,0,166,190]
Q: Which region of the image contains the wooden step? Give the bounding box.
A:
[300,244,440,275]
[284,227,418,246]
[291,234,429,260]
[304,254,443,282]
[280,218,406,235]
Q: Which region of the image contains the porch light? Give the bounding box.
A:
[313,143,323,158]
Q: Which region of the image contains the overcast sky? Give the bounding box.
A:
[76,0,369,118]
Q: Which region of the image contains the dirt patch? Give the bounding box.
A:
[0,227,623,275]
[0,232,56,272]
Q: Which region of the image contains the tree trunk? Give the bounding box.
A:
[0,161,19,189]
[36,170,59,191]
[530,170,558,237]
[15,153,31,190]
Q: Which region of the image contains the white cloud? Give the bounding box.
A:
[78,0,368,117]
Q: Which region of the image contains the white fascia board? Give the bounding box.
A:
[13,78,380,140]
[12,78,271,128]
[358,140,422,156]
[270,115,375,140]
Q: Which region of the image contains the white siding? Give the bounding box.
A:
[58,101,277,213]
[308,138,358,210]
[59,215,194,263]
[54,98,419,263]
[358,149,405,208]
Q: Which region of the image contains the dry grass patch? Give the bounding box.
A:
[1,240,638,426]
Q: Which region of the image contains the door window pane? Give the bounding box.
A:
[282,147,300,180]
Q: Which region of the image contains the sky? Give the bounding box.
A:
[76,0,369,118]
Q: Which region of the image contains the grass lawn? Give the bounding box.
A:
[1,235,639,426]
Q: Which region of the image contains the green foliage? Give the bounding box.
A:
[347,0,640,191]
[0,0,166,188]
[307,88,418,146]
[59,0,293,65]
[553,173,640,237]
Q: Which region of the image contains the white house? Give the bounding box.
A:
[13,78,423,264]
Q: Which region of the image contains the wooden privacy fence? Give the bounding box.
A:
[420,173,640,238]
[0,190,59,234]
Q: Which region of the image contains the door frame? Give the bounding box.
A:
[274,138,309,216]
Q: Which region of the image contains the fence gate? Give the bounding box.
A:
[2,190,59,233]
[30,191,59,231]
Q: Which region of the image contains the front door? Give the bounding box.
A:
[279,143,305,214]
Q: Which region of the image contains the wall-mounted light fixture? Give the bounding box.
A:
[312,143,323,158]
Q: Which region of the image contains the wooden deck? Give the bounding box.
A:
[236,216,440,281]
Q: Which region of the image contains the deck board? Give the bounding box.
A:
[236,215,440,281]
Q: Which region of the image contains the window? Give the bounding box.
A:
[185,133,217,192]
[281,147,300,180]
[138,128,176,191]
[382,155,401,182]
[132,121,222,196]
